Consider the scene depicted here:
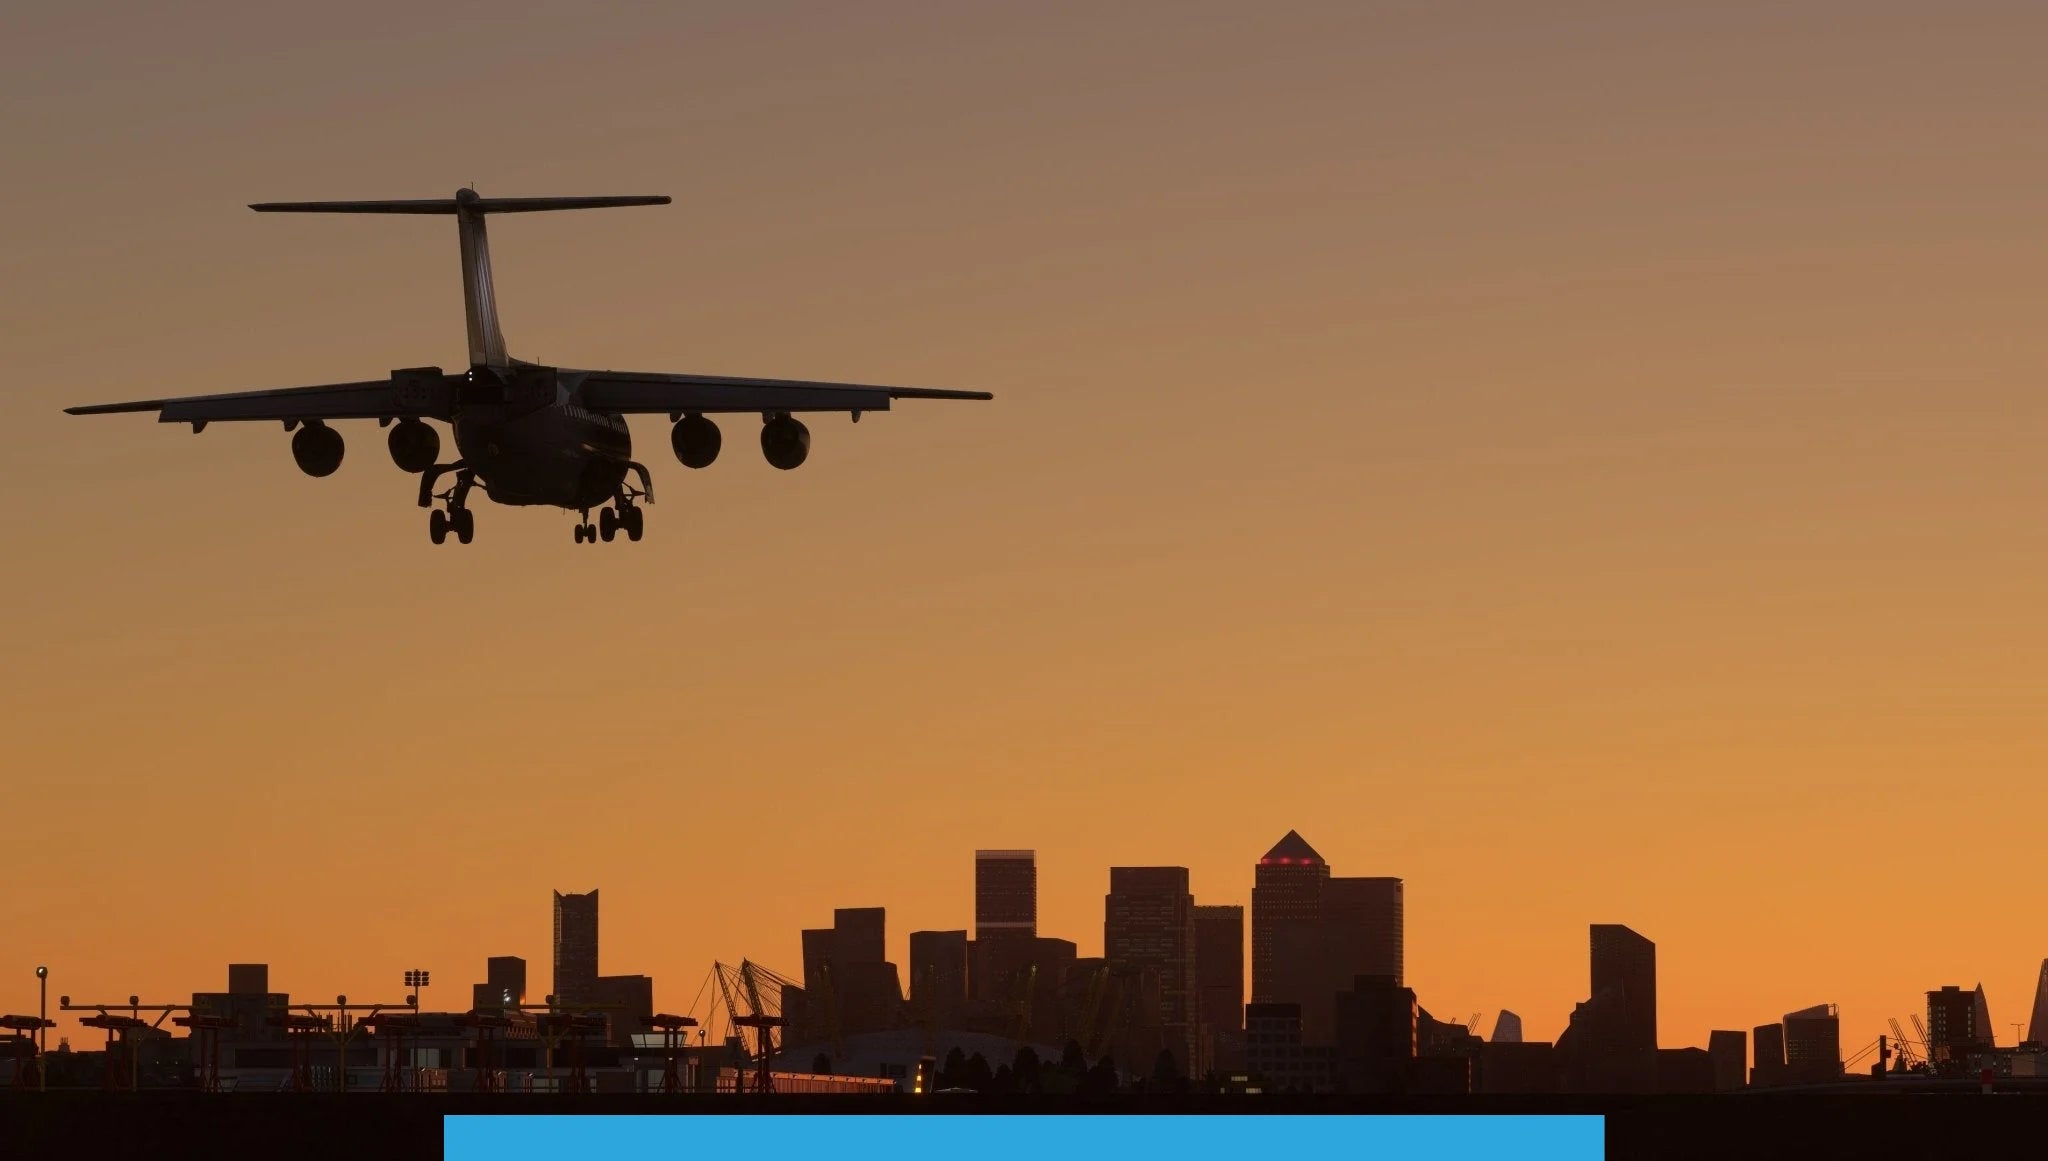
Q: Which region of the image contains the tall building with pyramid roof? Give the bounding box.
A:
[1250,830,1404,1044]
[1251,831,1328,1003]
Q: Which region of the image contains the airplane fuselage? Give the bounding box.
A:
[451,377,632,510]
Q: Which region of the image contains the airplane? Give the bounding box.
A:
[64,189,992,545]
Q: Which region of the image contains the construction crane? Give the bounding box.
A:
[1467,1013,1483,1035]
[1888,1019,1922,1070]
[1912,1015,1936,1065]
[713,961,795,1093]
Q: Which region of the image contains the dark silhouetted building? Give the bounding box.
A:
[1589,924,1656,1053]
[1479,1041,1559,1093]
[1245,1002,1332,1092]
[1332,975,1416,1093]
[592,974,653,1047]
[2029,960,2048,1047]
[1654,1047,1716,1093]
[1752,1022,1786,1087]
[835,908,886,968]
[1928,985,1988,1068]
[1194,904,1245,1073]
[909,930,969,1029]
[192,964,287,1044]
[1973,984,1993,1049]
[1251,831,1327,1003]
[974,850,1036,1001]
[792,906,906,1041]
[1325,877,1403,985]
[1490,1010,1523,1043]
[472,956,527,1012]
[1105,867,1197,1073]
[1707,1029,1746,1090]
[1782,1005,1840,1083]
[553,889,599,1004]
[1252,832,1405,1046]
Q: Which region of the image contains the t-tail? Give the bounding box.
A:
[247,190,671,369]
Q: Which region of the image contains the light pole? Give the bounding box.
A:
[404,970,429,1012]
[35,966,47,1092]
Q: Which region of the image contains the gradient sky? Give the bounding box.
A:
[5,1,2048,1059]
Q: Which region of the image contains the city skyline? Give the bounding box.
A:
[9,1,2048,1082]
[12,831,2046,1067]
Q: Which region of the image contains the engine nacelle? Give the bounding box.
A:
[671,413,721,469]
[761,415,809,470]
[387,418,440,474]
[291,422,344,477]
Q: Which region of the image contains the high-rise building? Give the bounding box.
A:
[473,956,527,1011]
[1973,984,1993,1049]
[1927,985,1985,1065]
[1782,1004,1840,1083]
[1325,877,1404,985]
[1105,867,1198,1072]
[1332,974,1417,1093]
[1251,831,1328,1003]
[975,850,1037,1000]
[553,889,599,1004]
[2028,960,2048,1046]
[1490,1010,1523,1044]
[1588,924,1657,1052]
[1707,1030,1746,1091]
[909,930,969,1016]
[1195,904,1246,1072]
[1752,1022,1786,1087]
[834,908,887,967]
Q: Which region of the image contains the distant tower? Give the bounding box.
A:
[1490,1010,1523,1044]
[1251,831,1328,1003]
[1105,867,1198,1073]
[974,850,1036,1000]
[1589,924,1657,1051]
[2029,960,2048,1046]
[1972,983,1994,1049]
[552,889,599,1004]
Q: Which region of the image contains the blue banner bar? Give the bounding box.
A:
[446,1114,1603,1160]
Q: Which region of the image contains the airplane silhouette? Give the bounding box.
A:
[66,190,992,544]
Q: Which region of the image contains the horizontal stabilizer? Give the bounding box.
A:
[249,194,670,215]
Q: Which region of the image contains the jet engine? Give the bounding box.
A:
[671,413,721,468]
[291,422,344,477]
[387,418,440,473]
[761,414,810,470]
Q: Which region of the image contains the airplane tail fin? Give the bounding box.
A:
[250,190,671,368]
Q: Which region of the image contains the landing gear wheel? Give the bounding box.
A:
[624,506,644,542]
[599,507,618,542]
[573,524,588,544]
[453,507,474,544]
[430,509,449,545]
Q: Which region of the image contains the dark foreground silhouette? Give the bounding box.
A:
[5,1092,2043,1160]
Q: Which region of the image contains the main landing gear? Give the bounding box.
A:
[574,466,652,545]
[420,461,478,545]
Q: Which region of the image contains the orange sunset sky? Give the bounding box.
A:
[5,1,2048,1059]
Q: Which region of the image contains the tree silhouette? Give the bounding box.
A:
[1083,1054,1119,1095]
[938,1046,967,1090]
[964,1051,994,1091]
[1059,1039,1088,1078]
[1012,1045,1043,1093]
[990,1063,1016,1094]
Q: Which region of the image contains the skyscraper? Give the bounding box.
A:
[975,850,1036,1001]
[1251,831,1328,1003]
[1194,904,1246,1072]
[1707,1029,1746,1090]
[2028,960,2048,1046]
[1927,985,1983,1064]
[909,930,969,1014]
[552,889,599,1004]
[834,907,887,967]
[1325,877,1404,985]
[1782,1004,1841,1083]
[1589,924,1657,1052]
[1752,1022,1786,1087]
[1490,1010,1524,1044]
[1105,866,1198,1073]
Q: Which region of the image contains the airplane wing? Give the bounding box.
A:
[574,370,992,415]
[64,369,461,425]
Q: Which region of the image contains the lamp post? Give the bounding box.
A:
[404,970,429,1012]
[35,966,47,1092]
